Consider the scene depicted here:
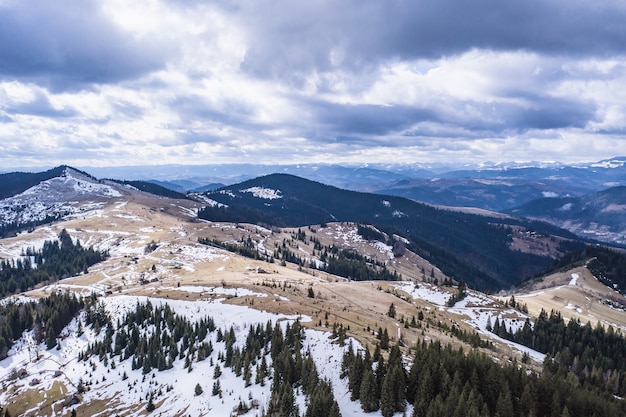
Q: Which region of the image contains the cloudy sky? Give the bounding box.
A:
[1,0,625,169]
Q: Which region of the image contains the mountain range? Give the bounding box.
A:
[1,163,626,417]
[3,165,624,292]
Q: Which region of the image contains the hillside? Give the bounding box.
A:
[0,173,625,416]
[507,186,626,245]
[198,174,587,292]
[0,166,195,238]
[0,185,625,416]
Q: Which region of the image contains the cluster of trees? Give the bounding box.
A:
[81,301,216,374]
[321,248,400,281]
[446,279,468,306]
[0,291,89,359]
[0,215,63,239]
[274,230,401,281]
[261,320,341,417]
[492,309,626,396]
[342,344,406,416]
[342,340,626,417]
[198,237,270,262]
[200,229,400,281]
[79,300,342,416]
[0,229,108,297]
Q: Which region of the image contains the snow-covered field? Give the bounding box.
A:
[0,292,379,417]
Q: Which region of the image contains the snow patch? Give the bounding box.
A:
[240,187,282,200]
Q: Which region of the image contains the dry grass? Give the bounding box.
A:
[6,189,626,413]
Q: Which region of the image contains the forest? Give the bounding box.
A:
[0,291,89,359]
[342,339,626,417]
[492,309,626,397]
[0,229,108,297]
[79,300,342,416]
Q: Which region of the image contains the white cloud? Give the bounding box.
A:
[0,0,625,168]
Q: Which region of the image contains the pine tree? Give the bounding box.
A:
[359,368,379,412]
[195,383,203,396]
[380,371,395,417]
[146,392,155,412]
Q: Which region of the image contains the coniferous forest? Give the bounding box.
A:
[0,291,89,359]
[0,229,108,297]
[492,309,626,397]
[79,300,342,416]
[342,340,626,417]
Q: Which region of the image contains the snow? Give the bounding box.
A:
[240,187,283,200]
[394,282,546,363]
[569,273,579,286]
[0,169,123,228]
[0,295,297,415]
[158,285,269,298]
[394,281,451,306]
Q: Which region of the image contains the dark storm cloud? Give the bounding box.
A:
[239,0,626,78]
[0,0,166,91]
[311,101,436,135]
[439,98,596,136]
[507,96,597,131]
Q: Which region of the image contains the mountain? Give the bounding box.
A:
[373,177,585,211]
[507,186,626,245]
[0,165,76,200]
[146,179,224,193]
[2,165,626,417]
[0,166,192,238]
[109,179,189,199]
[77,157,626,213]
[371,157,626,211]
[198,174,586,292]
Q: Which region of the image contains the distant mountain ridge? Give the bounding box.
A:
[199,173,586,292]
[507,186,626,245]
[77,157,626,212]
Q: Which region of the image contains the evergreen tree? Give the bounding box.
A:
[359,368,379,412]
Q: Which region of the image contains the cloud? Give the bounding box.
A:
[0,0,625,168]
[238,0,626,80]
[310,101,436,135]
[5,90,77,118]
[0,0,166,91]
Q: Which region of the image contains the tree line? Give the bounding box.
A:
[0,291,90,359]
[0,229,108,297]
[342,339,626,417]
[492,309,626,397]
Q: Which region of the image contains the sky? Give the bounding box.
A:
[1,0,626,169]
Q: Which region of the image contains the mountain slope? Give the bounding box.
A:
[109,179,189,199]
[199,174,585,292]
[0,167,126,236]
[508,186,626,245]
[0,165,71,199]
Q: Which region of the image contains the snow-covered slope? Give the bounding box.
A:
[0,167,124,229]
